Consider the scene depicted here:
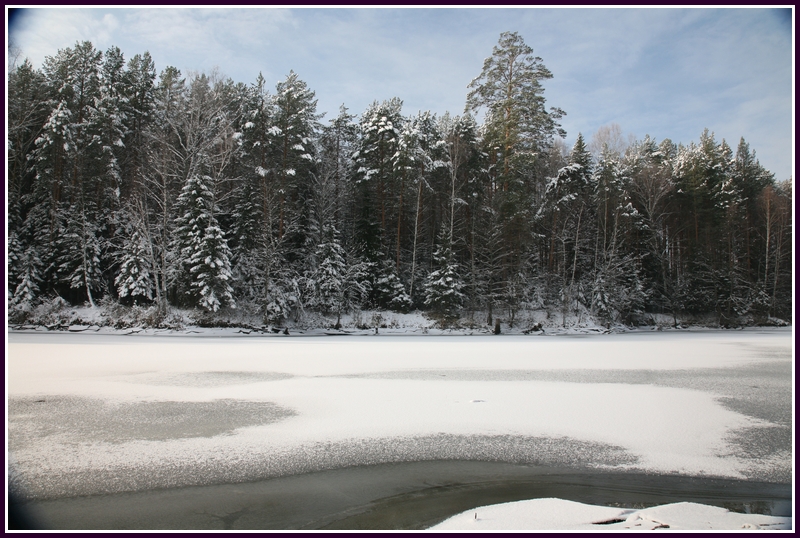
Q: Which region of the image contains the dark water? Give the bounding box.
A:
[12,460,791,530]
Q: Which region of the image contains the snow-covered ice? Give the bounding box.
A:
[6,328,793,529]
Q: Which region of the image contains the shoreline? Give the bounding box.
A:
[7,323,792,339]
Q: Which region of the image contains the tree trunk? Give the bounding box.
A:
[763,189,771,289]
[396,169,404,271]
[409,170,423,298]
[80,211,95,308]
[570,203,584,288]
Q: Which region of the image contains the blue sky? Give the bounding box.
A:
[7,7,794,181]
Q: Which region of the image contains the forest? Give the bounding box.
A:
[6,32,793,329]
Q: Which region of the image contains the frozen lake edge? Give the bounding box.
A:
[11,461,792,530]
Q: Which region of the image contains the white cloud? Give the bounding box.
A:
[10,8,128,64]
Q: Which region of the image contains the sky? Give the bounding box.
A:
[6,7,795,181]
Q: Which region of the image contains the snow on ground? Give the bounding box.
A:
[14,303,783,337]
[429,498,792,530]
[6,328,793,528]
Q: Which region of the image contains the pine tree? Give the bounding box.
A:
[270,71,321,244]
[124,51,156,189]
[92,46,129,199]
[371,258,413,312]
[229,171,266,301]
[226,73,272,304]
[466,31,565,190]
[318,105,359,236]
[263,262,302,324]
[8,59,49,232]
[37,41,102,204]
[11,250,42,310]
[190,220,236,313]
[394,111,447,300]
[466,32,566,314]
[353,98,404,263]
[626,136,678,320]
[350,100,410,310]
[543,134,596,301]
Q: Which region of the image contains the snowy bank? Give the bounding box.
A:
[429,498,792,530]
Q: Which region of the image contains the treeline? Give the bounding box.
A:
[7,34,792,327]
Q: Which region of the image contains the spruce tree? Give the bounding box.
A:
[115,225,155,302]
[56,204,104,306]
[173,175,235,312]
[8,232,42,310]
[309,225,347,315]
[423,226,465,318]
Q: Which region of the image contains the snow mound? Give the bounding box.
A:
[429,498,792,530]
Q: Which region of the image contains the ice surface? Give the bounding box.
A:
[6,329,793,516]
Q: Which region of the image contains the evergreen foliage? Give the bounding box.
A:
[6,36,791,327]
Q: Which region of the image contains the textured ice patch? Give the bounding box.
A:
[9,433,636,500]
[120,370,294,387]
[8,396,296,447]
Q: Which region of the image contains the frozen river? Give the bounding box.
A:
[6,328,793,529]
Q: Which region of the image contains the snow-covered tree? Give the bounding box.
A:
[56,204,104,307]
[263,264,302,324]
[308,225,347,314]
[139,65,186,306]
[229,172,267,301]
[11,253,42,309]
[371,258,413,312]
[91,46,129,201]
[539,134,597,318]
[8,59,49,232]
[6,38,792,327]
[8,232,43,309]
[466,31,565,189]
[353,98,404,265]
[466,33,568,317]
[423,226,465,318]
[173,175,235,312]
[269,71,321,242]
[115,225,155,302]
[124,51,156,185]
[34,41,102,207]
[317,105,359,235]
